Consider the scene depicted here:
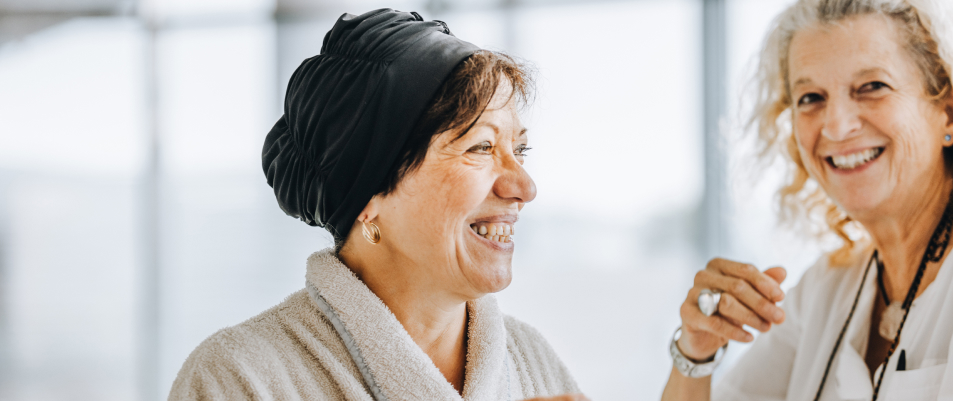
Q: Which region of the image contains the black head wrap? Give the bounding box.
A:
[262,9,480,241]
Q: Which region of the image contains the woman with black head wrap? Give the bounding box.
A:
[169,9,585,401]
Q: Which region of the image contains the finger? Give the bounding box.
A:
[712,259,785,303]
[718,296,771,331]
[680,301,731,345]
[694,270,785,324]
[718,293,771,332]
[765,266,787,287]
[682,300,753,343]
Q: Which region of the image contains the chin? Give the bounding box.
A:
[828,187,889,220]
[459,229,516,294]
[465,261,513,294]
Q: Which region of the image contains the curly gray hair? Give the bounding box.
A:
[749,0,953,265]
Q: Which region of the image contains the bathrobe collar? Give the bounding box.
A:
[305,249,513,401]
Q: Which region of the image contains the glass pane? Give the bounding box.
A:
[152,20,322,397]
[0,17,144,401]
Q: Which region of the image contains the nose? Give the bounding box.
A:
[494,157,537,205]
[822,95,862,141]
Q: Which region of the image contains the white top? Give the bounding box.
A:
[713,248,953,401]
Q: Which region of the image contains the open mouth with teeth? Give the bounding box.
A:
[469,222,514,243]
[826,147,884,170]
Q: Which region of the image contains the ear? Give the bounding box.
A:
[357,195,382,223]
[943,94,953,146]
[339,195,384,259]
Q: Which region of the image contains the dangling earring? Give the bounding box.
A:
[362,219,381,244]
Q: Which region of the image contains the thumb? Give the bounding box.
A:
[765,266,787,285]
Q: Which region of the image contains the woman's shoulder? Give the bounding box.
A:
[502,315,580,395]
[172,289,316,370]
[780,245,874,329]
[169,290,358,400]
[190,289,354,362]
[200,289,319,348]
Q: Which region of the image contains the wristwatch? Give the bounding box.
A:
[669,326,728,378]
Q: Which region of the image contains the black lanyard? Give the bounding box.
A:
[813,248,933,401]
[813,199,953,399]
[812,251,875,401]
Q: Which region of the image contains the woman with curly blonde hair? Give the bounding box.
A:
[663,0,953,400]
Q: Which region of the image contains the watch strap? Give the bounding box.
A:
[669,326,728,378]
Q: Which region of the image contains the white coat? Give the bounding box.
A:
[714,247,953,400]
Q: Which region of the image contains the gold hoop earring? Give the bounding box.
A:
[362,219,381,244]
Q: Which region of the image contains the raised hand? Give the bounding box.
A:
[677,258,787,361]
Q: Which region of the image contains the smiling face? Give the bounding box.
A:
[368,82,536,298]
[788,14,953,222]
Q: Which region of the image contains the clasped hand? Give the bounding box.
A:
[677,258,788,361]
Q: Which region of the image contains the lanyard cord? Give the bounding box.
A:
[871,192,952,399]
[813,189,953,401]
[870,250,928,400]
[812,252,875,401]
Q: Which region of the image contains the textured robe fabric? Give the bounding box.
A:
[169,249,579,400]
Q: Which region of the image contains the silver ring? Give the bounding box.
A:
[698,289,721,317]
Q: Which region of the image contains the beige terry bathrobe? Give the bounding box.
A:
[169,249,579,400]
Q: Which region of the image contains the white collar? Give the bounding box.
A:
[305,249,512,401]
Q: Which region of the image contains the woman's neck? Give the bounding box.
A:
[865,177,953,302]
[339,246,470,394]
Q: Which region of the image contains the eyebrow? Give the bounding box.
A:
[473,122,528,137]
[792,77,813,89]
[792,67,893,90]
[473,122,500,134]
[855,67,892,80]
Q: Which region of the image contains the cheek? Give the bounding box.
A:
[793,119,822,170]
[897,134,944,181]
[441,168,492,212]
[880,102,943,164]
[417,164,494,226]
